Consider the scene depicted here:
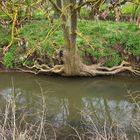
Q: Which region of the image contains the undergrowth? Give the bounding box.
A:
[121,2,140,16]
[0,19,140,68]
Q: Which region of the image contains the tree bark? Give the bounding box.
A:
[28,0,140,77]
[54,0,62,18]
[62,0,82,76]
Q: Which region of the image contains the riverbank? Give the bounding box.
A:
[0,20,140,76]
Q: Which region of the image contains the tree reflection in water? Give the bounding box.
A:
[0,73,139,139]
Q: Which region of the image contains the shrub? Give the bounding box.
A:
[105,53,122,67]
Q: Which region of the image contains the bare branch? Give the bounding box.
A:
[48,0,61,13]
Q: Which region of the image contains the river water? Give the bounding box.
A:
[0,73,140,139]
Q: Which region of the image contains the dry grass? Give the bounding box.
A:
[69,91,140,140]
[0,78,139,140]
[0,78,56,140]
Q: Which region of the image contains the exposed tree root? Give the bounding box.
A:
[19,60,140,77]
[80,61,140,76]
[19,61,64,75]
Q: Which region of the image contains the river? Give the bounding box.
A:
[0,73,140,140]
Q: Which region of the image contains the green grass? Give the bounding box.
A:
[0,26,11,47]
[0,19,140,67]
[121,2,140,16]
[19,19,63,57]
[3,46,17,68]
[78,20,140,66]
[78,20,140,54]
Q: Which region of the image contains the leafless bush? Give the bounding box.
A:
[69,91,140,140]
[0,78,140,140]
[0,79,56,140]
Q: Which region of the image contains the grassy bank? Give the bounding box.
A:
[0,19,140,69]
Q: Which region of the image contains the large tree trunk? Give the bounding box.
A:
[23,0,140,77]
[62,0,82,76]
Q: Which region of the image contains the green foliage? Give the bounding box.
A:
[0,0,139,69]
[19,20,63,56]
[1,18,140,67]
[105,53,122,67]
[0,26,11,47]
[3,47,16,68]
[32,9,46,20]
[80,8,89,18]
[17,19,140,67]
[126,34,140,55]
[77,20,140,66]
[121,2,140,15]
[78,20,140,58]
[41,42,55,57]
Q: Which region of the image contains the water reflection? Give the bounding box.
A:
[0,73,140,131]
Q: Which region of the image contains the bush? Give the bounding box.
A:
[121,2,140,16]
[105,53,122,67]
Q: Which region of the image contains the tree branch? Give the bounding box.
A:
[75,1,92,10]
[48,0,61,13]
[75,0,104,11]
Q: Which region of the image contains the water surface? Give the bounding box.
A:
[0,73,140,139]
